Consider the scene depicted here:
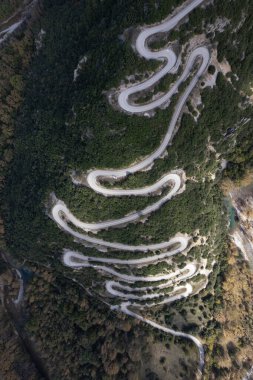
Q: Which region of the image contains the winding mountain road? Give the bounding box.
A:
[62,238,188,265]
[121,302,205,373]
[0,0,38,46]
[52,172,182,233]
[52,0,210,375]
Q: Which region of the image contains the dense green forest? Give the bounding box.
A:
[1,0,253,378]
[3,0,253,262]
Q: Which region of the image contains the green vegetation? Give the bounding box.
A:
[4,0,228,262]
[1,0,253,378]
[0,305,41,380]
[24,266,149,380]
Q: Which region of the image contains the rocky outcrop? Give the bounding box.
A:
[230,183,253,268]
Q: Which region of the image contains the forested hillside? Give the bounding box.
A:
[1,0,253,379]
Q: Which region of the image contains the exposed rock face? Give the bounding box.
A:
[230,184,253,268]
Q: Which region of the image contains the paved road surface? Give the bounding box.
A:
[52,0,209,374]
